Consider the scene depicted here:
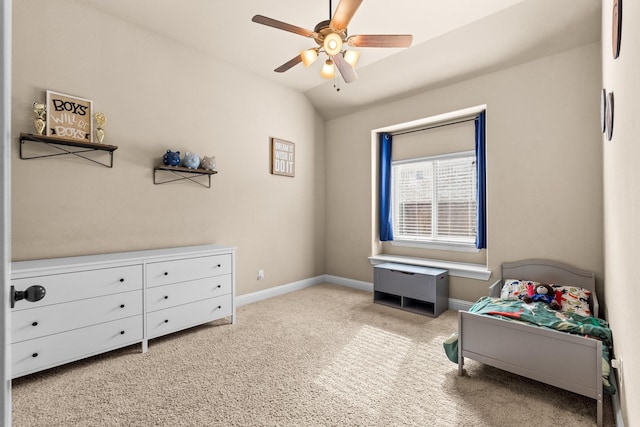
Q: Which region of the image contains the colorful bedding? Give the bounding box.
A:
[444,296,616,394]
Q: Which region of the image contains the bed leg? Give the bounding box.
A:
[597,394,603,427]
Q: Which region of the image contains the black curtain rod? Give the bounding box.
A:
[390,116,477,137]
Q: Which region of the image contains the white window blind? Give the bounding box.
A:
[392,152,476,244]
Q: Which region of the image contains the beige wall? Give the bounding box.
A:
[602,1,640,426]
[11,0,326,295]
[326,42,603,304]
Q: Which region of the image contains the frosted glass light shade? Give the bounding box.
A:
[344,50,360,67]
[320,59,335,79]
[300,49,318,67]
[323,33,343,56]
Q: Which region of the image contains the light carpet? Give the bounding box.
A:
[12,283,613,426]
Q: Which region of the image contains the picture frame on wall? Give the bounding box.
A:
[600,88,607,134]
[46,90,93,142]
[606,92,614,141]
[271,137,295,177]
[612,0,622,59]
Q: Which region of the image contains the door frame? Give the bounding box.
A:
[1,0,12,425]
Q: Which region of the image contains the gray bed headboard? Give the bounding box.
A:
[500,259,598,317]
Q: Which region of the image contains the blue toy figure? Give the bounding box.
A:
[183,152,201,169]
[162,150,181,166]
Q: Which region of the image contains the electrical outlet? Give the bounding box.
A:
[257,269,264,280]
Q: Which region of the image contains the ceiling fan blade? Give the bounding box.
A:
[330,0,363,31]
[274,55,303,73]
[332,54,358,83]
[252,15,316,38]
[347,34,413,48]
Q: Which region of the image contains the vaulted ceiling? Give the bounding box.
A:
[77,0,601,119]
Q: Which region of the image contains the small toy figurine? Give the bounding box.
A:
[33,102,46,135]
[183,152,201,169]
[200,155,216,171]
[162,150,181,166]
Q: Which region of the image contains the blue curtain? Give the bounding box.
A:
[379,133,394,241]
[475,112,487,249]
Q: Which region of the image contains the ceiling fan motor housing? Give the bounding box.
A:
[313,19,347,49]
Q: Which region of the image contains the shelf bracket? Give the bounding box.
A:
[19,133,118,168]
[153,166,217,188]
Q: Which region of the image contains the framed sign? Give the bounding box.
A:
[46,90,93,142]
[271,137,295,177]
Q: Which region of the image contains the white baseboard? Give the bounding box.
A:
[324,275,373,292]
[236,275,325,307]
[238,274,475,313]
[609,369,625,427]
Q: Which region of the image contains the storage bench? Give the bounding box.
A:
[373,262,448,317]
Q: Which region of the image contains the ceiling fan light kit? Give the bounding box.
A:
[323,32,343,56]
[251,0,413,86]
[343,49,360,67]
[321,59,336,79]
[301,48,319,67]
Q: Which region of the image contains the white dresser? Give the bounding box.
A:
[10,244,235,378]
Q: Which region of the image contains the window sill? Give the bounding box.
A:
[391,239,480,253]
[368,254,491,281]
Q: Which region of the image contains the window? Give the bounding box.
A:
[378,107,486,251]
[392,151,477,246]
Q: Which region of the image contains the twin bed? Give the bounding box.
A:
[453,259,614,427]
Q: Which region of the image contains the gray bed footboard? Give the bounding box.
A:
[458,310,603,426]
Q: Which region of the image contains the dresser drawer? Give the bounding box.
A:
[146,254,231,288]
[12,290,142,343]
[12,315,143,378]
[147,295,231,339]
[147,275,231,312]
[11,265,143,310]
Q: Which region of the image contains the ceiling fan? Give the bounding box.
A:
[251,0,413,84]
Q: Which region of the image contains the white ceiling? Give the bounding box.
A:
[77,0,601,119]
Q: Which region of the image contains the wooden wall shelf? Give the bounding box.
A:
[153,165,218,188]
[19,133,118,168]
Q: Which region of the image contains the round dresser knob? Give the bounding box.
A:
[120,331,125,335]
[163,272,168,276]
[120,304,125,308]
[32,353,38,358]
[164,319,169,323]
[119,278,125,283]
[164,296,168,299]
[32,321,38,327]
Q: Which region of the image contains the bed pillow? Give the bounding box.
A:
[501,279,538,300]
[552,285,592,316]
